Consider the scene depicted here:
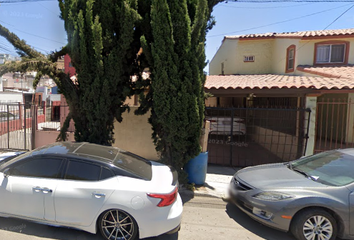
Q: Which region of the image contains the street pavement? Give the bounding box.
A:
[0,165,339,240]
[0,195,296,240]
[0,165,297,240]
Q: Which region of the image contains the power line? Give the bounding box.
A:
[0,20,66,45]
[323,4,354,29]
[0,0,55,4]
[272,3,354,68]
[208,3,353,37]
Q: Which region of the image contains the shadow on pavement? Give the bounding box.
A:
[179,188,195,204]
[0,216,177,240]
[0,216,102,240]
[225,203,295,240]
[206,164,238,176]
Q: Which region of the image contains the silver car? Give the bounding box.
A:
[229,149,354,240]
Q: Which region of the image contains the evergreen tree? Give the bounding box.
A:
[136,0,219,178]
[0,0,143,145]
[0,0,221,176]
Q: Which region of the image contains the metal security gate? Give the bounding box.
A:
[0,103,32,151]
[206,107,310,167]
[315,98,354,153]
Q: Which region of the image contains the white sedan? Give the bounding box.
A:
[0,142,183,240]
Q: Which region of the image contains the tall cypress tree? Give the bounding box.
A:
[136,0,217,179]
[0,0,221,173]
[58,0,142,145]
[0,0,143,145]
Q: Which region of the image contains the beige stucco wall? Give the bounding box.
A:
[296,37,354,66]
[210,36,354,76]
[272,38,299,74]
[236,39,273,74]
[210,38,274,75]
[209,39,238,75]
[34,131,75,149]
[113,107,159,160]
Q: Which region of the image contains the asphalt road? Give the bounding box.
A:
[0,194,300,240]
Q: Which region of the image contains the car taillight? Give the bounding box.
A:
[207,119,217,122]
[147,187,178,207]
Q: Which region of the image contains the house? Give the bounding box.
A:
[206,28,354,166]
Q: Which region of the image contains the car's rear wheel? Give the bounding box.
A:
[98,209,138,240]
[291,208,337,240]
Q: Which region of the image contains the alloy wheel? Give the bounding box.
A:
[302,215,333,240]
[100,209,136,240]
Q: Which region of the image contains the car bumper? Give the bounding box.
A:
[229,187,292,232]
[139,193,183,238]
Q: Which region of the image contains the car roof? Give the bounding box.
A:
[30,142,125,163]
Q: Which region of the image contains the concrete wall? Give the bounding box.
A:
[34,131,75,149]
[113,107,159,160]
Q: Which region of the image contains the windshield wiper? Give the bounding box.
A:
[292,168,317,181]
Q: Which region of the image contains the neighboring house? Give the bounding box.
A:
[206,28,354,166]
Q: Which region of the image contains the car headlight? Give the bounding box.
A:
[253,191,294,201]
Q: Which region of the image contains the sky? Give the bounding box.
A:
[1,0,354,74]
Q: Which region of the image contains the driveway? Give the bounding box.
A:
[0,195,299,240]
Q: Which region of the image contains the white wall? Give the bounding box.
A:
[0,92,23,103]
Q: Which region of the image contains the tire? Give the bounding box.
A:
[98,209,138,240]
[291,208,337,240]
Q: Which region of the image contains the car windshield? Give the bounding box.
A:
[290,150,354,186]
[113,151,152,180]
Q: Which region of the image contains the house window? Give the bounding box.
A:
[244,56,255,62]
[286,45,296,73]
[315,41,348,64]
[221,62,224,75]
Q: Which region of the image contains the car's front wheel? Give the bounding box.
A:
[98,209,138,240]
[291,208,337,240]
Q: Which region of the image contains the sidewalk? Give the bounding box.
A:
[180,165,241,198]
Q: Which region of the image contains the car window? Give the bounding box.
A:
[100,167,114,180]
[65,160,101,181]
[291,150,354,186]
[112,151,152,180]
[11,158,63,179]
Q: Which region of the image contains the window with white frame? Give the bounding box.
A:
[315,43,346,64]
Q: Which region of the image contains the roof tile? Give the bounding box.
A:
[226,28,354,39]
[205,74,354,90]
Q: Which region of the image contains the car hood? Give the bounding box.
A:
[236,163,322,189]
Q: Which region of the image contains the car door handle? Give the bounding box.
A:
[93,192,106,198]
[33,186,43,192]
[42,188,53,194]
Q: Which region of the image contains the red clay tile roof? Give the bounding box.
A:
[225,28,354,40]
[297,65,354,79]
[205,74,354,90]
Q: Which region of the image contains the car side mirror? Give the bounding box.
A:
[3,168,10,178]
